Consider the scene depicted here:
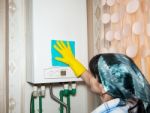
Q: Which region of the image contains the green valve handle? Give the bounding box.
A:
[70,89,76,95]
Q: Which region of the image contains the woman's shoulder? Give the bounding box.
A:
[91,98,129,113]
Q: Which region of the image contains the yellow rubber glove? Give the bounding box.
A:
[53,41,86,77]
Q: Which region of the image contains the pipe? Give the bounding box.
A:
[39,86,45,113]
[39,96,42,113]
[60,90,64,113]
[30,86,38,113]
[66,88,76,113]
[30,93,35,113]
[49,85,69,113]
[62,83,77,113]
[67,95,70,113]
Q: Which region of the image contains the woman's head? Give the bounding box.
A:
[89,53,150,104]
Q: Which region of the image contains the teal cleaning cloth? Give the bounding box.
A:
[51,40,75,66]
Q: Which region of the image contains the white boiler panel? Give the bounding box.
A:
[26,0,88,84]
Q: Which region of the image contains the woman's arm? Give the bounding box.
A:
[81,71,101,94]
[54,41,101,94]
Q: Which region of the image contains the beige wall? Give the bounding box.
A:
[0,0,6,112]
[87,0,94,60]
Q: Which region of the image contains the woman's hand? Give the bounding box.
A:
[54,41,74,64]
[54,41,86,77]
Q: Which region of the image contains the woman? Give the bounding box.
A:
[54,41,150,113]
[89,54,150,113]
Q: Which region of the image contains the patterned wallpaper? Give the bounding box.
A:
[9,0,26,112]
[93,0,150,82]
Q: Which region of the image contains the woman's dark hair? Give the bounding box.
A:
[146,103,150,113]
[89,54,101,83]
[128,99,146,113]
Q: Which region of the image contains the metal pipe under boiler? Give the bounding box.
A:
[49,85,69,113]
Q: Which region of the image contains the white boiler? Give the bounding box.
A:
[26,0,88,84]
